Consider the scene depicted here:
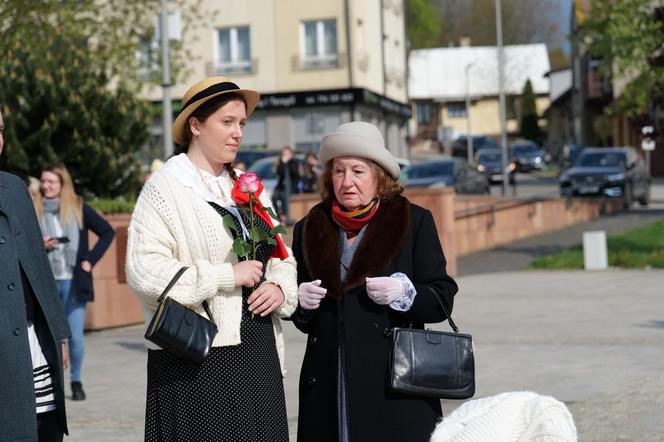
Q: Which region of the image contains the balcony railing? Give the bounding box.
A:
[292,52,345,71]
[206,59,256,76]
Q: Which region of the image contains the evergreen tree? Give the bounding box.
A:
[0,30,150,198]
[519,79,543,144]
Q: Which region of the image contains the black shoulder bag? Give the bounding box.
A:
[144,267,218,364]
[388,286,475,399]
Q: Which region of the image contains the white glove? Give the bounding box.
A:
[298,279,327,310]
[365,277,404,305]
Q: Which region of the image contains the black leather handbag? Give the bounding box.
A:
[388,287,475,399]
[144,267,218,364]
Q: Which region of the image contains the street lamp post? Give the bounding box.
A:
[495,0,509,196]
[465,62,475,164]
[160,0,173,158]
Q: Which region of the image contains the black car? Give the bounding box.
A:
[509,141,546,172]
[559,147,650,208]
[401,158,490,195]
[475,149,516,185]
[452,135,500,159]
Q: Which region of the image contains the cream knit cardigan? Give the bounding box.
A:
[125,167,298,375]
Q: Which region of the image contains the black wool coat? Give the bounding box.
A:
[291,195,458,442]
[0,172,70,440]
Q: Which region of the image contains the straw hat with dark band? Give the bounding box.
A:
[172,76,260,146]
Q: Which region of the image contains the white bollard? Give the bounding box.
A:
[583,231,608,270]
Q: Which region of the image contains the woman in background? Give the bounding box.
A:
[36,163,115,401]
[272,146,300,224]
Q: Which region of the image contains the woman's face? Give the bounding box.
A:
[190,99,247,166]
[332,156,378,211]
[40,171,62,199]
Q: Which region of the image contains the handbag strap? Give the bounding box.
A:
[428,286,459,333]
[157,266,215,324]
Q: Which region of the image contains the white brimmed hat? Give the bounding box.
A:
[319,121,400,179]
[172,76,260,146]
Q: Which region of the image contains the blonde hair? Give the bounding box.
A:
[36,164,83,228]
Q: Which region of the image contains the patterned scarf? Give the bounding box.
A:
[331,197,380,239]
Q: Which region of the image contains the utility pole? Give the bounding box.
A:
[465,62,475,164]
[495,0,509,196]
[160,0,173,158]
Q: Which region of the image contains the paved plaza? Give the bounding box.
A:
[64,268,664,441]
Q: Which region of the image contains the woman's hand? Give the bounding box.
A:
[298,279,327,310]
[365,276,404,305]
[233,260,264,287]
[81,260,92,272]
[43,236,58,250]
[247,283,284,316]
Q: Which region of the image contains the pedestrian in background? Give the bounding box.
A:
[0,107,71,441]
[301,151,323,193]
[125,76,298,441]
[272,145,300,224]
[291,121,458,442]
[35,163,115,401]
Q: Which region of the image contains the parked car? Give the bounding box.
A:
[509,141,546,172]
[401,158,490,195]
[475,149,516,185]
[559,147,650,208]
[234,149,280,169]
[452,135,500,159]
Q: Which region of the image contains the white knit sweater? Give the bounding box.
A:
[125,161,298,374]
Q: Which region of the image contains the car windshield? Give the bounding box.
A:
[512,144,539,154]
[402,162,454,179]
[248,158,277,179]
[479,152,502,162]
[576,152,626,168]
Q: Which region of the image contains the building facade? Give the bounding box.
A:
[139,0,410,161]
[409,44,550,151]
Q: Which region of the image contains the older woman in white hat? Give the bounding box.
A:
[125,77,297,441]
[290,121,459,442]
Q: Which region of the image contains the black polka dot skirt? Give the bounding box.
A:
[144,203,289,441]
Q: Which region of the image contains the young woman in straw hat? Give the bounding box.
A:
[125,77,297,441]
[291,122,458,442]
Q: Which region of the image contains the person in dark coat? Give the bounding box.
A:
[0,108,71,441]
[291,121,459,442]
[36,163,115,401]
[271,146,300,224]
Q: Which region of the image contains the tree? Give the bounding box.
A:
[0,30,150,198]
[433,0,562,48]
[406,0,441,48]
[0,0,213,88]
[520,79,544,143]
[576,0,664,116]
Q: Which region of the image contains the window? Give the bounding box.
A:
[137,36,159,81]
[447,102,467,118]
[215,26,251,74]
[301,19,338,68]
[416,102,433,124]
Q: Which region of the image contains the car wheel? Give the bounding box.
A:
[638,184,650,207]
[623,182,632,210]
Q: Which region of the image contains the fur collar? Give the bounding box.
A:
[301,195,410,297]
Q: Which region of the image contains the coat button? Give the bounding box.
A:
[7,283,15,291]
[383,328,391,337]
[0,236,5,244]
[13,328,21,336]
[307,376,317,386]
[309,336,318,344]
